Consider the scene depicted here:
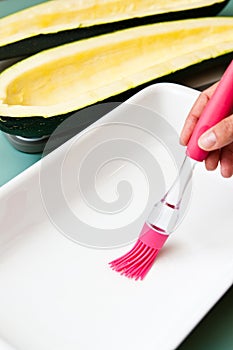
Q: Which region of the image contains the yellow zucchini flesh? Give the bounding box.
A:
[0,0,229,59]
[0,17,233,137]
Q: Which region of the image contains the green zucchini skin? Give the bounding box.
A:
[0,53,232,139]
[0,0,229,60]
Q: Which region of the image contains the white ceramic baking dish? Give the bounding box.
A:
[0,83,232,350]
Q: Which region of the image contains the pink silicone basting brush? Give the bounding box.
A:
[109,60,233,280]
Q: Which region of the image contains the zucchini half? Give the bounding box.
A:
[0,17,233,138]
[0,0,230,60]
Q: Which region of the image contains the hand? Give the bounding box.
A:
[180,82,233,178]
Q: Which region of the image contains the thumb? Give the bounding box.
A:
[198,114,233,151]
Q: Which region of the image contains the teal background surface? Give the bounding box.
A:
[0,1,232,349]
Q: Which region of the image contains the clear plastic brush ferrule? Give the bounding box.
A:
[147,156,196,235]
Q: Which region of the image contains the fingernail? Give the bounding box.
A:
[198,131,217,150]
[179,137,185,146]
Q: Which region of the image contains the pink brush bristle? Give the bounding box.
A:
[109,240,160,280]
[109,223,168,280]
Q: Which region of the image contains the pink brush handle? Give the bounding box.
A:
[186,60,233,161]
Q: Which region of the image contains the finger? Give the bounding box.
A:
[220,144,233,178]
[180,82,219,146]
[205,149,220,171]
[198,114,233,151]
